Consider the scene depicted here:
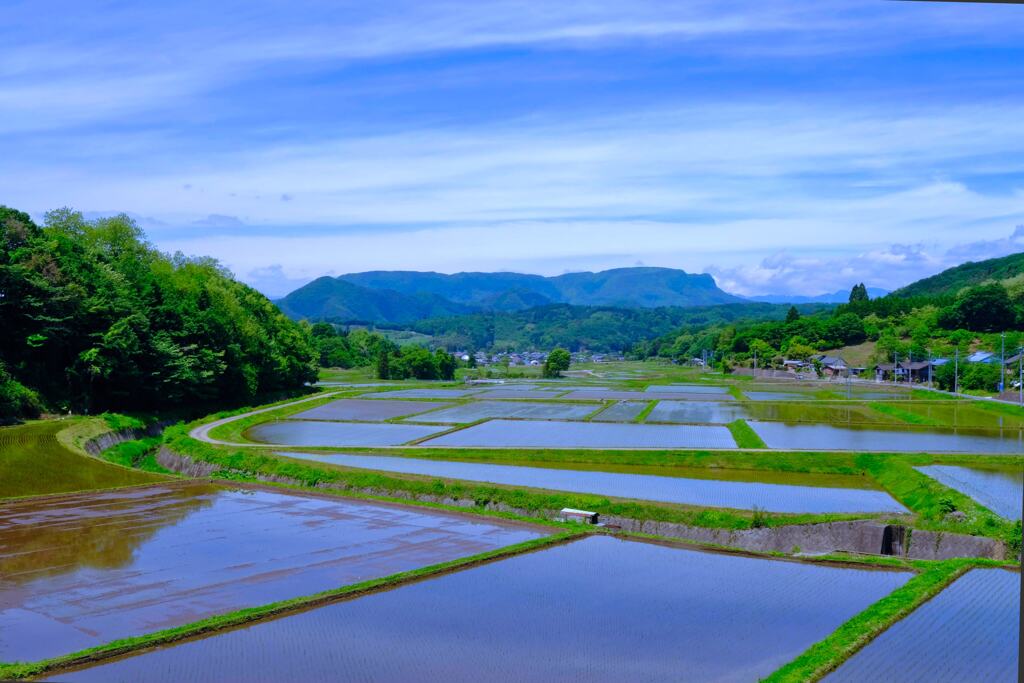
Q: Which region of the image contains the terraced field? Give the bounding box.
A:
[0,422,166,499]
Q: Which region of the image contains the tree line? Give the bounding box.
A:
[1,206,318,420]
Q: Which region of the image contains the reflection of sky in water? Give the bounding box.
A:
[750,421,1024,454]
[277,452,907,514]
[52,536,910,683]
[917,466,1023,519]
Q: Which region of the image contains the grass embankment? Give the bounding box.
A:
[765,558,1010,682]
[868,403,935,426]
[861,455,1021,551]
[727,419,766,448]
[0,420,168,499]
[100,437,171,474]
[0,531,579,680]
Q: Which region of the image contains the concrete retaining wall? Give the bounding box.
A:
[83,423,167,456]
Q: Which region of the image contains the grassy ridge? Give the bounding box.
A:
[0,532,579,680]
[727,419,766,448]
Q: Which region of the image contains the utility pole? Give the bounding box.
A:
[893,351,898,386]
[1018,346,1022,408]
[999,332,1005,393]
[926,347,933,387]
[954,348,959,396]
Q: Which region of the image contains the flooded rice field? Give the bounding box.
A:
[290,398,446,421]
[826,569,1020,682]
[0,483,541,662]
[646,400,749,424]
[562,389,737,401]
[743,391,810,402]
[882,403,1024,430]
[421,419,737,449]
[645,384,730,394]
[246,420,446,447]
[47,535,910,683]
[403,400,596,423]
[916,465,1023,520]
[274,452,908,514]
[360,388,482,399]
[472,389,570,399]
[591,401,648,422]
[743,402,895,425]
[749,421,1024,454]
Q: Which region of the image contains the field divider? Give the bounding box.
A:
[633,400,658,423]
[0,531,584,681]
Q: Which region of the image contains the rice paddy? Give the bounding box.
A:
[825,568,1021,682]
[403,400,596,423]
[289,398,447,421]
[421,419,738,449]
[0,483,541,662]
[749,421,1024,454]
[916,465,1024,519]
[273,452,908,514]
[44,536,912,683]
[246,420,446,446]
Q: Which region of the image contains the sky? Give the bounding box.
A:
[3,1,1024,298]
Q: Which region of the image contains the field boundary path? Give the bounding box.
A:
[189,392,342,447]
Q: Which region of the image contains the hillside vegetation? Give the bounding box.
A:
[891,251,1024,298]
[0,206,317,420]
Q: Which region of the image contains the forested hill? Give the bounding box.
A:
[278,266,743,323]
[891,251,1024,298]
[0,206,317,421]
[408,302,831,352]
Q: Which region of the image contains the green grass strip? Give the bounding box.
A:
[868,403,935,426]
[726,419,766,448]
[633,400,658,423]
[764,559,989,682]
[727,385,746,400]
[0,532,581,680]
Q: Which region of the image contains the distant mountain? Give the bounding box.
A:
[748,287,888,305]
[891,252,1024,298]
[279,267,742,322]
[275,277,473,325]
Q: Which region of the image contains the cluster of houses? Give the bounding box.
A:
[457,350,625,367]
[778,350,1023,384]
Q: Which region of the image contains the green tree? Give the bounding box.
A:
[542,348,571,378]
[946,284,1015,332]
[848,283,869,304]
[785,306,800,323]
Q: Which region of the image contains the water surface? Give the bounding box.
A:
[404,400,595,423]
[916,465,1023,519]
[646,384,730,394]
[49,536,910,683]
[275,452,907,514]
[750,421,1024,454]
[0,484,540,662]
[423,419,737,449]
[646,401,749,424]
[291,399,446,421]
[247,420,446,446]
[826,569,1020,682]
[592,401,648,422]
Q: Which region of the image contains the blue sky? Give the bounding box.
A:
[3,1,1024,297]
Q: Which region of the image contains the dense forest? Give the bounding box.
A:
[0,206,318,420]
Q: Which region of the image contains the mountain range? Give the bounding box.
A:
[276,267,743,324]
